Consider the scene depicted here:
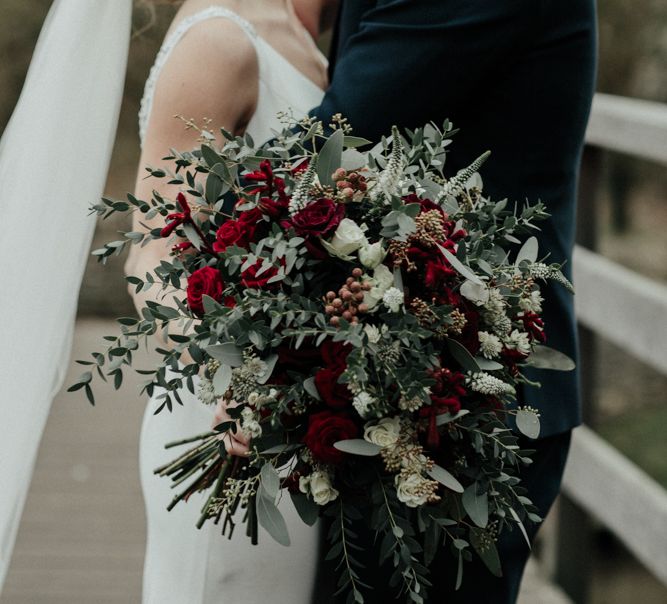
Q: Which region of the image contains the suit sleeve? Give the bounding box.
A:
[310,0,532,141]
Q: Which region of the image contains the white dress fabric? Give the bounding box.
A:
[0,0,132,592]
[137,8,325,604]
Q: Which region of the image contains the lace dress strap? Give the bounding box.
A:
[138,6,258,147]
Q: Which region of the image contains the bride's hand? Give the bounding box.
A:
[212,398,250,457]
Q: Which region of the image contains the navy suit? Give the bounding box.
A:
[309,1,597,601]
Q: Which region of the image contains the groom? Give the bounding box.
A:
[308,0,597,602]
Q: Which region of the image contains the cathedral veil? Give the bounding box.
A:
[0,0,132,589]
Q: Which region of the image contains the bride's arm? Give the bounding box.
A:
[124,19,257,326]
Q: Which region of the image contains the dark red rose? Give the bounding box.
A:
[424,258,457,289]
[276,341,321,372]
[214,208,265,253]
[303,411,358,465]
[186,266,225,315]
[321,340,351,375]
[240,258,280,289]
[213,220,249,253]
[455,306,481,355]
[281,198,344,238]
[420,367,467,449]
[315,368,352,409]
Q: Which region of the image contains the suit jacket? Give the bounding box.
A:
[310,0,597,437]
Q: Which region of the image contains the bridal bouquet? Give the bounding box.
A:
[71,115,574,602]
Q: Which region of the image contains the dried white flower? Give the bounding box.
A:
[197,376,217,406]
[478,331,503,359]
[504,329,531,356]
[467,372,515,396]
[352,392,375,418]
[382,287,404,313]
[364,324,382,344]
[519,290,543,313]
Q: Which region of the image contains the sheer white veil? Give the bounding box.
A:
[0,0,132,589]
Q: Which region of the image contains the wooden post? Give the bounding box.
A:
[554,145,603,602]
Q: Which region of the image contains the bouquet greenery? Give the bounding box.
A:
[71,115,574,603]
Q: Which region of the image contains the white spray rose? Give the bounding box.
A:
[395,472,430,508]
[364,416,401,448]
[359,240,386,269]
[323,218,368,258]
[308,470,339,505]
[382,287,404,313]
[363,264,394,310]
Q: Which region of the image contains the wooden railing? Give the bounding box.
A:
[552,93,667,600]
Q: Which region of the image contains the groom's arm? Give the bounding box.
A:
[311,0,529,140]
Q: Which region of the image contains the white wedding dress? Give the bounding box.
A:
[137,7,324,604]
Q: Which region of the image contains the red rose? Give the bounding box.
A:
[424,258,457,289]
[303,411,358,465]
[314,368,352,409]
[186,266,225,315]
[281,198,344,238]
[214,209,265,253]
[321,340,351,374]
[240,258,280,289]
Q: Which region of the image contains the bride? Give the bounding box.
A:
[125,1,337,602]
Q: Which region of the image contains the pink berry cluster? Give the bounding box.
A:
[332,168,368,201]
[324,268,372,326]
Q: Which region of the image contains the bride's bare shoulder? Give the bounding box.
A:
[143,0,259,151]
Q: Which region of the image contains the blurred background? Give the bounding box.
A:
[0,1,666,603]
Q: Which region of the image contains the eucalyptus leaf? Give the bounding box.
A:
[437,244,484,286]
[525,345,575,371]
[435,409,470,426]
[509,507,531,549]
[303,376,321,401]
[317,129,344,187]
[474,357,504,371]
[333,439,381,456]
[206,343,244,367]
[446,339,481,373]
[212,364,233,396]
[260,463,280,499]
[182,223,203,250]
[427,464,464,493]
[462,484,489,528]
[516,409,541,440]
[290,491,319,526]
[515,236,539,265]
[471,528,502,577]
[257,354,278,384]
[256,485,291,546]
[343,135,373,148]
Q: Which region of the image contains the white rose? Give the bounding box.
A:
[364,416,401,448]
[363,264,394,310]
[395,473,430,508]
[323,218,368,257]
[309,470,339,505]
[359,241,386,269]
